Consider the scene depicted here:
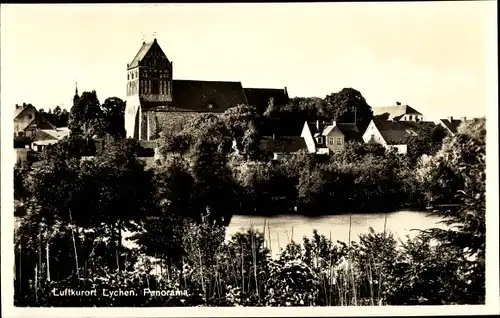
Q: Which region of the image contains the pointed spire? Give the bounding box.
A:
[75,82,78,96]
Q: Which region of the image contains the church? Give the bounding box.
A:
[125,38,290,140]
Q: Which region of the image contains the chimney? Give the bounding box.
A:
[396,101,401,106]
[316,120,320,130]
[447,116,453,122]
[332,120,337,126]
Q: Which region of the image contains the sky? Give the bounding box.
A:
[1,2,496,120]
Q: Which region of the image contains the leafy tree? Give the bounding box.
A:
[69,90,102,135]
[404,123,448,164]
[324,88,373,132]
[418,118,486,303]
[101,97,126,138]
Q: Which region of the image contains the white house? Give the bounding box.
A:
[373,103,424,122]
[301,120,363,155]
[362,120,428,154]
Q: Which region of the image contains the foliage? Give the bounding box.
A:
[416,118,486,303]
[69,90,126,138]
[14,103,485,306]
[38,106,70,127]
[324,88,374,132]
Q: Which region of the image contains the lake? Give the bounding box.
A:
[226,210,445,257]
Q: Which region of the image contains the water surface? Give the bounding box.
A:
[226,210,444,257]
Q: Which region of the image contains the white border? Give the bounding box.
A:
[1,3,499,317]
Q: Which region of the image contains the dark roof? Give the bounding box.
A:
[14,104,34,119]
[336,123,363,142]
[307,121,331,136]
[307,121,362,142]
[373,121,435,145]
[439,118,466,134]
[259,136,307,153]
[373,105,422,120]
[129,41,154,69]
[243,88,289,113]
[169,79,248,112]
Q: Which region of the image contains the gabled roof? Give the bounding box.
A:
[439,118,466,134]
[336,123,363,142]
[129,41,154,69]
[373,120,435,145]
[14,104,36,119]
[169,79,248,112]
[243,88,289,113]
[259,136,307,153]
[34,128,69,141]
[307,121,362,142]
[373,105,422,120]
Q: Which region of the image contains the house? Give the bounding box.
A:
[435,116,469,136]
[373,102,424,122]
[14,103,56,138]
[362,120,439,154]
[31,128,71,152]
[125,38,289,141]
[301,120,363,155]
[258,135,307,160]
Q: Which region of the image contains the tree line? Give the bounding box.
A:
[13,87,485,306]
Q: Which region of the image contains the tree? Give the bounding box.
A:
[324,88,373,132]
[69,90,102,135]
[404,123,448,164]
[418,118,486,303]
[101,97,126,138]
[221,104,260,156]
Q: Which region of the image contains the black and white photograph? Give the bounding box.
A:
[1,2,498,316]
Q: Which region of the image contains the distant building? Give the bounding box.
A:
[125,38,288,141]
[301,120,363,155]
[362,120,438,154]
[435,116,470,136]
[14,103,56,138]
[258,135,307,160]
[373,102,424,122]
[31,128,70,152]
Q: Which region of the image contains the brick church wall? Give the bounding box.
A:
[147,111,201,139]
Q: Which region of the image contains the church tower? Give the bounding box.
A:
[125,38,173,140]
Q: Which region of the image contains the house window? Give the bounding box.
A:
[329,137,334,145]
[409,115,413,121]
[337,137,342,145]
[316,137,323,144]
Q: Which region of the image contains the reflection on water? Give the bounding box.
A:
[226,210,445,257]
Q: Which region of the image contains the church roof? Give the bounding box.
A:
[243,88,289,113]
[170,79,248,112]
[129,41,154,69]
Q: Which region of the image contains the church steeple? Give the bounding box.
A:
[73,82,80,105]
